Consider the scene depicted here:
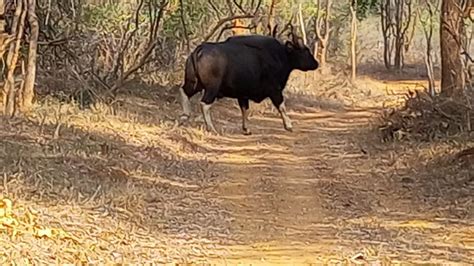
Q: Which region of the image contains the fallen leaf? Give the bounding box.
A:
[0,198,13,217]
[25,209,37,226]
[35,228,55,238]
[1,217,18,227]
[350,253,366,264]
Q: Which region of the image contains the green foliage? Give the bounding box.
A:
[418,9,440,29]
[357,0,380,19]
[331,0,380,23]
[82,4,131,31]
[162,0,209,40]
[80,2,191,41]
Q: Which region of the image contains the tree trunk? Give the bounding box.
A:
[314,0,332,68]
[424,33,435,96]
[419,1,439,96]
[298,2,307,45]
[267,0,278,35]
[0,0,5,33]
[393,0,412,70]
[381,0,412,70]
[394,0,403,69]
[350,0,357,81]
[3,0,26,116]
[22,0,39,111]
[322,0,331,65]
[381,0,395,69]
[440,0,464,96]
[404,10,417,52]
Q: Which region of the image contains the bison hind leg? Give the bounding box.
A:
[238,98,251,135]
[200,89,219,133]
[180,80,201,121]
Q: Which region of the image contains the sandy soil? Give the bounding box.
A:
[0,74,472,264]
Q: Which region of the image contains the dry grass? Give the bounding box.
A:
[380,90,474,142]
[0,59,473,264]
[1,6,473,263]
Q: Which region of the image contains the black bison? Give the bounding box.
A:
[179,28,319,135]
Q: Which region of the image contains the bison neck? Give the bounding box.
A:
[277,66,295,88]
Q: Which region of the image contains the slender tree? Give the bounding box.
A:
[418,0,439,96]
[22,0,39,111]
[3,0,26,116]
[440,0,464,96]
[350,0,358,80]
[380,0,414,70]
[314,0,332,67]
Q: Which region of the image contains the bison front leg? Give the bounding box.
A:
[200,91,218,133]
[238,98,251,135]
[270,93,293,132]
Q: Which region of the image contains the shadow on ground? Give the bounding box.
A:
[358,63,441,83]
[0,74,472,263]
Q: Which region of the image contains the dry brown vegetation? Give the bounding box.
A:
[0,0,473,264]
[1,66,473,263]
[380,90,473,141]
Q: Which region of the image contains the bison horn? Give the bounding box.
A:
[272,24,278,37]
[284,14,300,45]
[281,14,295,39]
[287,24,299,46]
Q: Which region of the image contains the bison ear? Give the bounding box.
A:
[285,40,295,51]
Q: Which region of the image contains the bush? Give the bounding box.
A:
[379,90,474,142]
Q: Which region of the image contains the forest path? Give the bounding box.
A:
[197,93,473,264]
[0,76,472,264]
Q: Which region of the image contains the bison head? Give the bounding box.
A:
[285,25,319,71]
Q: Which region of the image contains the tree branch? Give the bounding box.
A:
[203,14,254,42]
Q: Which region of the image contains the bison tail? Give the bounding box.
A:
[190,44,203,85]
[180,45,207,120]
[183,45,204,94]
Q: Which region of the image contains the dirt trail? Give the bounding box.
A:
[0,78,473,264]
[197,102,473,264]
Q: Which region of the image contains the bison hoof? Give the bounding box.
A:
[285,127,293,132]
[242,129,252,135]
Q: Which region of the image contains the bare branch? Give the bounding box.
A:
[203,14,254,42]
[218,23,255,40]
[208,0,223,19]
[232,0,244,14]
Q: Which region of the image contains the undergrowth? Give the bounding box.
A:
[379,89,474,142]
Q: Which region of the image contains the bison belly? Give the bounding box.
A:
[218,68,274,102]
[218,83,275,103]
